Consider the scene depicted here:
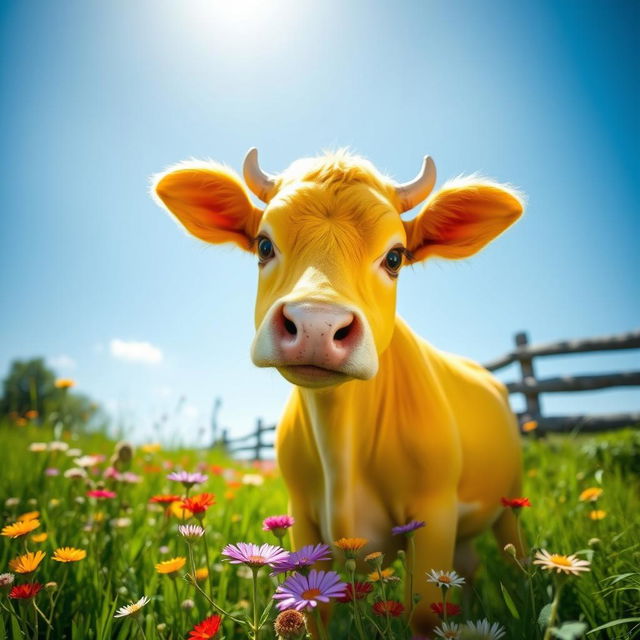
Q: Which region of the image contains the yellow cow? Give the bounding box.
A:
[153,148,525,635]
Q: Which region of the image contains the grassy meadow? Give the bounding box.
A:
[0,420,639,639]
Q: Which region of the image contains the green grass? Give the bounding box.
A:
[0,421,639,639]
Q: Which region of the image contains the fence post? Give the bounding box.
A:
[515,331,541,419]
[221,429,229,451]
[254,418,263,461]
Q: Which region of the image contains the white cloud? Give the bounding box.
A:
[48,354,76,370]
[109,339,163,365]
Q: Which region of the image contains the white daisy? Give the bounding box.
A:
[462,619,506,639]
[435,622,462,639]
[426,569,466,589]
[114,595,150,618]
[533,549,591,576]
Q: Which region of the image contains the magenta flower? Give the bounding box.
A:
[271,544,332,575]
[45,468,60,476]
[392,520,426,536]
[221,542,289,569]
[263,515,295,533]
[273,569,348,611]
[167,471,208,488]
[86,489,116,499]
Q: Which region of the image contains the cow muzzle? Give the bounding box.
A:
[251,301,379,387]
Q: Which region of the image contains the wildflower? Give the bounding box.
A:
[149,494,182,505]
[392,520,426,536]
[271,544,332,575]
[274,569,348,611]
[141,443,161,454]
[49,441,69,452]
[86,489,116,499]
[1,519,40,538]
[588,537,601,548]
[430,602,462,617]
[17,511,40,522]
[74,455,102,467]
[182,598,195,610]
[195,567,209,581]
[29,442,48,452]
[111,517,132,528]
[25,409,39,419]
[55,378,75,389]
[65,448,82,457]
[533,549,591,576]
[368,567,395,582]
[9,583,43,600]
[336,581,373,603]
[45,468,60,476]
[155,557,186,575]
[263,514,295,537]
[426,569,466,590]
[52,547,87,563]
[242,473,264,486]
[434,622,462,638]
[179,524,205,540]
[167,470,208,488]
[5,497,19,507]
[121,472,141,484]
[114,595,150,618]
[372,600,405,617]
[588,510,607,520]
[222,542,289,569]
[579,487,603,502]
[64,467,87,479]
[274,609,307,638]
[500,497,531,509]
[9,551,46,574]
[180,492,216,515]
[503,543,516,558]
[49,499,60,508]
[188,614,222,639]
[334,537,368,559]
[0,573,15,589]
[462,618,506,639]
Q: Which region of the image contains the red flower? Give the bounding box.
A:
[188,614,222,639]
[149,494,182,505]
[430,601,462,617]
[337,581,373,603]
[501,497,532,509]
[86,489,116,499]
[9,583,43,599]
[180,493,216,514]
[373,600,405,617]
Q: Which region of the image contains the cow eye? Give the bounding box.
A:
[257,236,275,263]
[384,248,403,276]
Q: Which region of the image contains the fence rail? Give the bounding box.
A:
[219,329,640,459]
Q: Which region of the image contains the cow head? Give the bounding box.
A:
[153,149,523,388]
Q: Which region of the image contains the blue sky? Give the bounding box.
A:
[1,0,638,446]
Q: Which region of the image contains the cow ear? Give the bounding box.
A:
[152,161,262,252]
[403,177,523,262]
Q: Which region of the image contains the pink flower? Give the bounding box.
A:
[262,515,295,535]
[86,489,116,499]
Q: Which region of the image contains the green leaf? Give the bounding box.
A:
[500,581,520,620]
[551,621,587,639]
[538,603,553,630]
[259,598,275,627]
[587,617,640,634]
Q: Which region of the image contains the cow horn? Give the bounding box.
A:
[395,156,436,212]
[243,148,277,202]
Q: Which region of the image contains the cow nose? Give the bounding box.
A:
[276,302,360,370]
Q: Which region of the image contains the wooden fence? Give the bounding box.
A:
[219,329,640,459]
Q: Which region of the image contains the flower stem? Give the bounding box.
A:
[376,567,392,639]
[134,615,148,640]
[542,578,565,640]
[408,536,416,625]
[313,607,329,640]
[350,570,367,640]
[171,576,181,630]
[442,586,448,624]
[251,567,260,640]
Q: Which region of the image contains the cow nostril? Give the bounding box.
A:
[284,318,297,336]
[333,319,355,342]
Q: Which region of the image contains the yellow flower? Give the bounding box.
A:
[533,549,591,576]
[17,511,40,522]
[589,510,607,520]
[52,547,87,563]
[9,551,46,574]
[579,487,603,502]
[31,532,48,543]
[155,557,186,575]
[168,502,193,520]
[55,378,75,389]
[334,537,368,552]
[364,552,382,562]
[368,567,395,582]
[1,519,40,538]
[522,420,538,432]
[195,567,209,581]
[140,443,161,454]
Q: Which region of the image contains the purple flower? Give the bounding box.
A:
[262,515,295,533]
[392,520,426,536]
[221,542,289,569]
[45,468,60,476]
[271,544,332,575]
[166,471,208,488]
[273,569,348,611]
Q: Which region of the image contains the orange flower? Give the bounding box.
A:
[2,519,40,538]
[31,532,48,543]
[155,557,186,575]
[334,537,368,552]
[522,419,538,432]
[180,493,215,515]
[17,511,40,522]
[9,551,46,574]
[25,410,39,420]
[149,494,182,505]
[52,547,86,563]
[368,567,395,582]
[195,567,209,582]
[588,510,607,520]
[579,488,603,502]
[55,378,75,389]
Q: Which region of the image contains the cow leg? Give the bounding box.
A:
[407,496,459,636]
[453,538,478,613]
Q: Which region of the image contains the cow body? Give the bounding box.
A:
[153,149,525,634]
